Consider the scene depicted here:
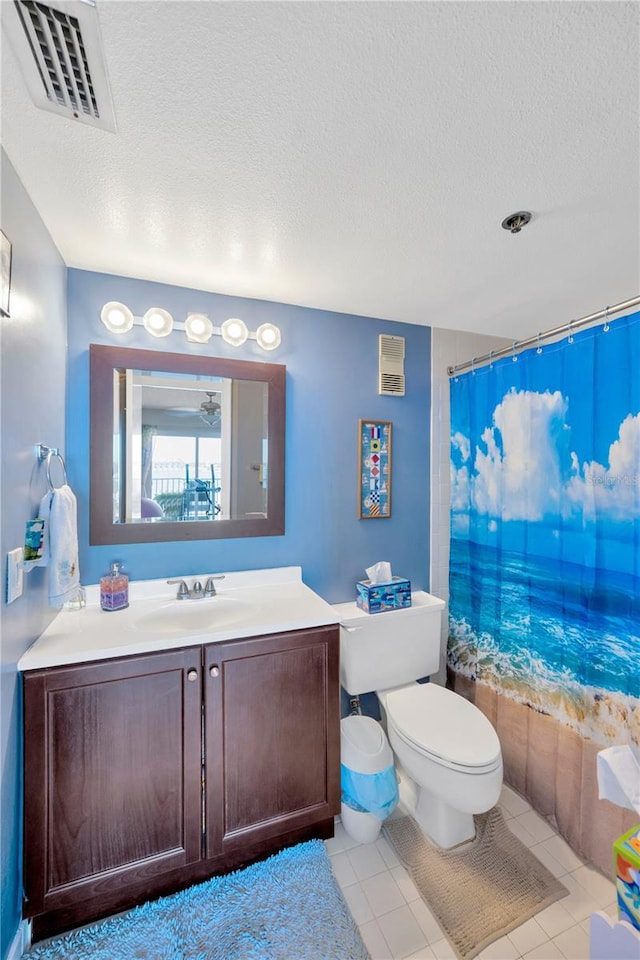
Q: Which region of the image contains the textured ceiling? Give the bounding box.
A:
[1,1,639,337]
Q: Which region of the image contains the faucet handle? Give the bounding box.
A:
[204,575,225,597]
[167,579,189,599]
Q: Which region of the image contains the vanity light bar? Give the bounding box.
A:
[99,302,281,352]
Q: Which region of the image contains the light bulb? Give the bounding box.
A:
[256,323,281,351]
[100,301,134,334]
[185,313,213,343]
[221,317,249,347]
[143,307,173,338]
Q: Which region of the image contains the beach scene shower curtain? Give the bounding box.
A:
[448,311,639,874]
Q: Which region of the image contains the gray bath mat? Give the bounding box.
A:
[383,807,568,960]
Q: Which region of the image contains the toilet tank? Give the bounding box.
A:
[332,591,446,696]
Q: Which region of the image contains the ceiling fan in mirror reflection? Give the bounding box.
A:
[100,302,281,351]
[151,391,222,427]
[199,392,221,426]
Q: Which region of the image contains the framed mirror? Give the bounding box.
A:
[90,344,285,544]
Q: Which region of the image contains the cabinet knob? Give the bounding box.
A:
[210,665,219,678]
[187,669,198,682]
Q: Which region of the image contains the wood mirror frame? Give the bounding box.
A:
[90,344,285,544]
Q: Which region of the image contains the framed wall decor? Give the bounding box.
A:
[1,230,12,318]
[358,419,392,518]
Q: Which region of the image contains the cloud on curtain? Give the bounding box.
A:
[452,392,639,526]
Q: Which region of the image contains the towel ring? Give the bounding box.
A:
[37,443,68,492]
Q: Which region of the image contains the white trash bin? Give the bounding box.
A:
[340,714,398,844]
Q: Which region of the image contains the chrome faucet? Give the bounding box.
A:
[167,576,225,600]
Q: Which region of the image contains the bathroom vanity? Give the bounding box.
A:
[19,568,340,940]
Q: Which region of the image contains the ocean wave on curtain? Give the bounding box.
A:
[448,309,640,875]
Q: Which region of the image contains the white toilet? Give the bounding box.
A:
[333,591,503,849]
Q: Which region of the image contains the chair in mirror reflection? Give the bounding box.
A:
[181,471,222,521]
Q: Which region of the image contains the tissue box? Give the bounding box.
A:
[614,823,640,932]
[356,577,411,614]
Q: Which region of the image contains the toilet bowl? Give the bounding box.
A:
[378,683,502,848]
[333,591,504,850]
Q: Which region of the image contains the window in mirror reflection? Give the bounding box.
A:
[115,369,268,524]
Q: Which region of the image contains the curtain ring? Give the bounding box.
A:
[512,340,518,362]
[488,350,493,370]
[567,320,574,344]
[536,332,543,355]
[471,357,476,376]
[603,306,610,332]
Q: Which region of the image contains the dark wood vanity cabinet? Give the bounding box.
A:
[23,625,340,939]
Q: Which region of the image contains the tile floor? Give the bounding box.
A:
[325,785,619,960]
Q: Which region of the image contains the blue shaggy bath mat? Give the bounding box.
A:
[24,840,370,960]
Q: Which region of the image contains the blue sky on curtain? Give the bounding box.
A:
[448,310,639,748]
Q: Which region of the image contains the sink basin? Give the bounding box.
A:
[135,596,251,636]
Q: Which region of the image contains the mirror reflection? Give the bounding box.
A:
[115,370,267,524]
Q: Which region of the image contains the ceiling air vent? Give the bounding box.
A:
[378,334,405,396]
[4,0,116,131]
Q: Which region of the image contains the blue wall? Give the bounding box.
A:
[67,270,431,601]
[0,225,430,957]
[0,151,68,960]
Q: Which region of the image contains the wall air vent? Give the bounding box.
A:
[4,0,116,131]
[378,334,405,396]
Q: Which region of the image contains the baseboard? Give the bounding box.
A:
[6,919,30,960]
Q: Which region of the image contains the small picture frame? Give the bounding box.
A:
[358,419,392,519]
[1,230,12,318]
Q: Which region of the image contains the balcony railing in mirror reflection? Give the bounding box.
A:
[141,464,222,521]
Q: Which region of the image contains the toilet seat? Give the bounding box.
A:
[382,683,502,774]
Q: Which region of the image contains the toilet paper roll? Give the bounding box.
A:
[596,745,640,815]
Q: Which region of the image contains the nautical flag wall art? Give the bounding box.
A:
[359,420,392,518]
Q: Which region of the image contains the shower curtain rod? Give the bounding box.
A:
[447,294,640,377]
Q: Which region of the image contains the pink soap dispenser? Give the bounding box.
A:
[100,561,129,612]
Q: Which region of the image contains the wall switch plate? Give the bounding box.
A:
[6,547,24,603]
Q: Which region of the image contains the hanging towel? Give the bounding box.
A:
[38,484,81,606]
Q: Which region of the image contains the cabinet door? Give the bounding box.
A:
[23,647,203,917]
[204,625,340,859]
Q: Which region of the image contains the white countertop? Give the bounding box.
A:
[18,566,340,671]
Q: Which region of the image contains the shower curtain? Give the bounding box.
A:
[448,310,640,874]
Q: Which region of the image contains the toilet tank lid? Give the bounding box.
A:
[385,684,501,768]
[332,591,445,625]
[341,715,393,773]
